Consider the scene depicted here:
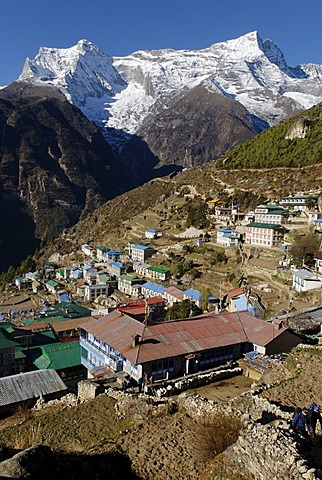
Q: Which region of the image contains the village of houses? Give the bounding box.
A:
[1,192,322,408]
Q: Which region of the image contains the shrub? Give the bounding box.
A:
[193,413,242,465]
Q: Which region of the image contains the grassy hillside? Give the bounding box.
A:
[217,102,322,168]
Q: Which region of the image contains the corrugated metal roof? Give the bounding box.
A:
[0,370,67,406]
[227,288,244,299]
[165,287,184,300]
[246,222,284,229]
[81,310,287,366]
[142,282,166,294]
[183,288,201,301]
[33,341,81,370]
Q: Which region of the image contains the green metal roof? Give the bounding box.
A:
[246,222,284,230]
[0,322,16,334]
[262,209,288,216]
[43,302,91,318]
[119,274,142,282]
[97,274,110,283]
[46,280,58,287]
[21,316,66,326]
[15,347,27,359]
[0,329,20,350]
[147,266,170,274]
[33,341,81,370]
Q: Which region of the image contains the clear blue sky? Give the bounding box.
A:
[1,0,321,85]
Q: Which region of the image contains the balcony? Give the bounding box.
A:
[80,337,120,371]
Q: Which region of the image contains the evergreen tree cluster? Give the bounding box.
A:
[217,103,322,169]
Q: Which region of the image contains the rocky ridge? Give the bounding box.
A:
[0,94,130,272]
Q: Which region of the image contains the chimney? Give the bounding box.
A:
[272,319,282,330]
[132,334,141,347]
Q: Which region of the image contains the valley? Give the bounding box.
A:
[1,29,322,480]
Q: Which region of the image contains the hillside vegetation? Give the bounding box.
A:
[217,102,322,168]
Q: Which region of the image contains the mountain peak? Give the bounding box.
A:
[262,37,288,71]
[76,39,102,54]
[15,32,322,139]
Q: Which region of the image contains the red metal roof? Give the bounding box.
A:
[227,288,244,299]
[314,252,322,260]
[81,311,145,364]
[121,297,165,307]
[118,297,165,317]
[81,310,288,366]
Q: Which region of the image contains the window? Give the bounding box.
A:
[200,346,233,365]
[151,358,174,375]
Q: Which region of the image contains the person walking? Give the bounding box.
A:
[307,403,322,439]
[292,407,307,437]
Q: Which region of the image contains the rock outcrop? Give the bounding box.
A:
[285,118,311,139]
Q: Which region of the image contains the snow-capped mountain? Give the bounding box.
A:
[18,32,322,137]
[20,39,126,126]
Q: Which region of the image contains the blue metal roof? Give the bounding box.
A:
[132,245,150,250]
[83,264,93,270]
[111,261,123,267]
[142,282,165,294]
[183,288,201,301]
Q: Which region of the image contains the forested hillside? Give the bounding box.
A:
[218,102,322,168]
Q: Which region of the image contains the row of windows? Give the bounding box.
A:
[151,358,174,374]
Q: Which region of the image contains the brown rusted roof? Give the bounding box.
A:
[227,288,244,299]
[50,317,96,333]
[81,310,145,364]
[118,297,164,317]
[81,310,288,366]
[241,315,288,347]
[164,286,184,300]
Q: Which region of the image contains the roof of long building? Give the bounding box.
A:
[80,310,289,366]
[0,370,67,406]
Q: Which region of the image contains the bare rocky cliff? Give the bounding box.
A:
[0,94,130,271]
[136,84,259,168]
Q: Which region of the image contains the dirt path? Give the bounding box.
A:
[184,375,253,402]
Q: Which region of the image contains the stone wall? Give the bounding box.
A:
[149,365,242,397]
[77,379,105,401]
[177,389,318,480]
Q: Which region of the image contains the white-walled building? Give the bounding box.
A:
[83,265,97,284]
[217,228,241,247]
[245,223,286,248]
[164,286,185,306]
[128,244,156,262]
[292,269,322,292]
[145,229,162,239]
[84,284,112,302]
[81,244,96,258]
[118,275,144,297]
[280,196,307,212]
[254,205,288,225]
